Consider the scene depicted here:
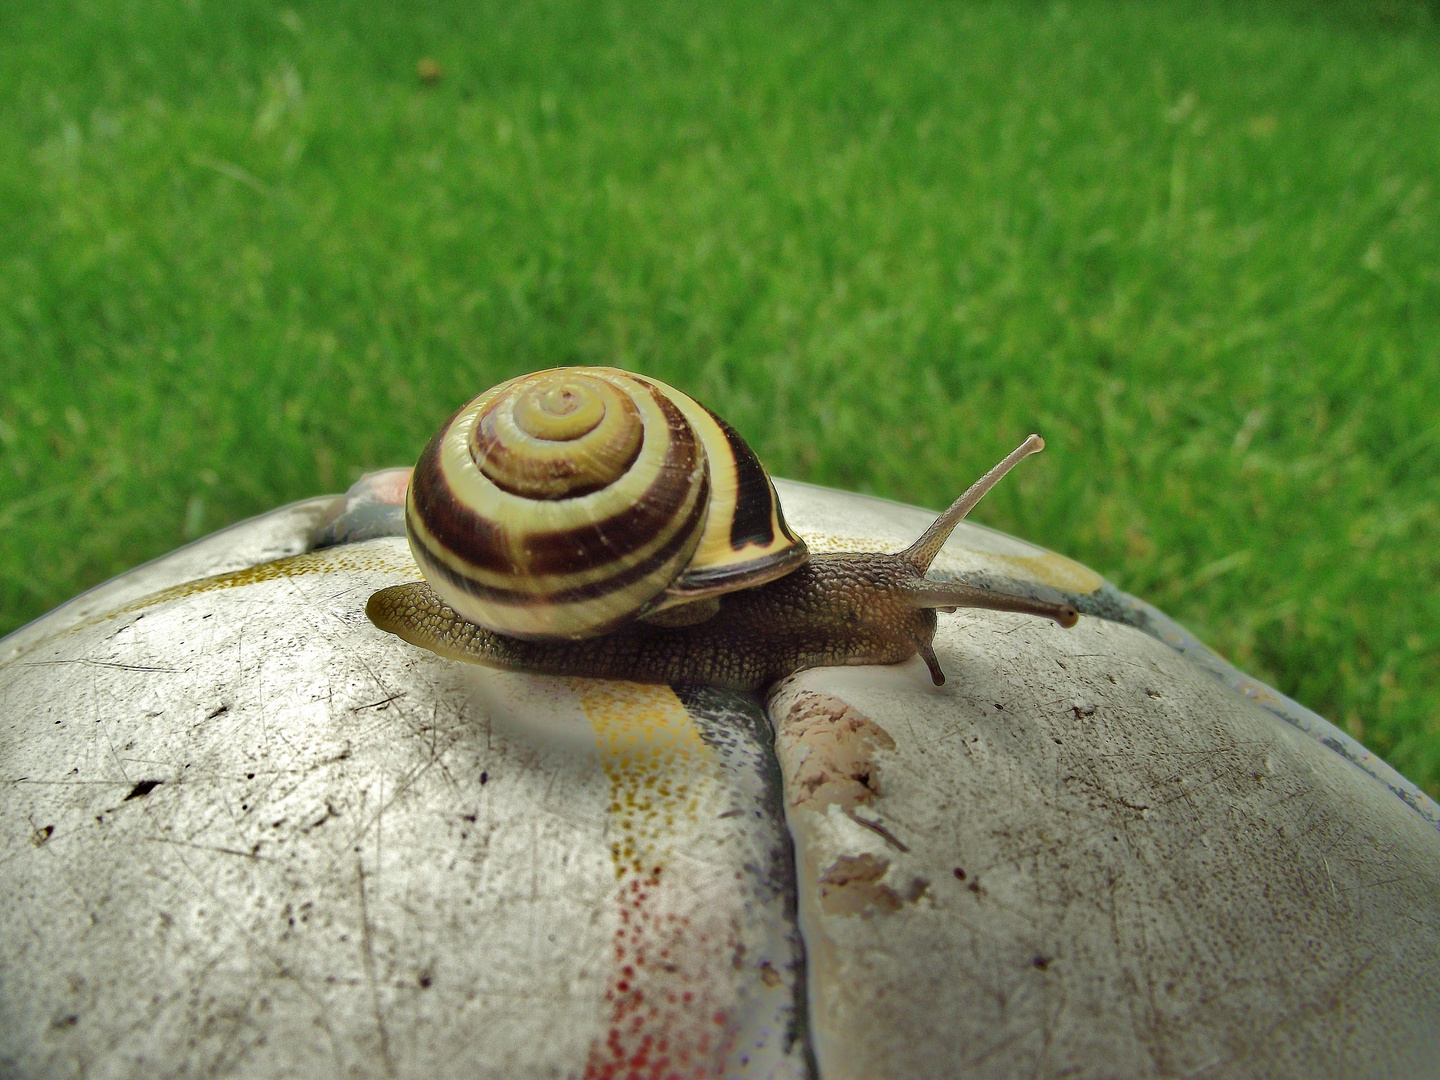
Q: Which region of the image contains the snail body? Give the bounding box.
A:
[368,367,1078,692]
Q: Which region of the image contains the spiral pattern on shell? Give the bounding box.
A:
[405,367,805,640]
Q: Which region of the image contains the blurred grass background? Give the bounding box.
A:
[2,0,1438,794]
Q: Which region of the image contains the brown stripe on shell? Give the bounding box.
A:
[411,471,709,609]
[410,382,705,580]
[470,381,643,499]
[409,421,508,569]
[705,406,783,550]
[519,391,700,575]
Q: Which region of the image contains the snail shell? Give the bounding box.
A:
[405,367,807,640]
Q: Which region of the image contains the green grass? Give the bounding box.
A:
[2,0,1439,795]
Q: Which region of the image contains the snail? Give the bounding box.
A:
[366,367,1079,692]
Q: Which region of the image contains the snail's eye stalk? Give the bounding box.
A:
[902,434,1045,573]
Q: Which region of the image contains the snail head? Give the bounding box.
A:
[864,435,1080,685]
